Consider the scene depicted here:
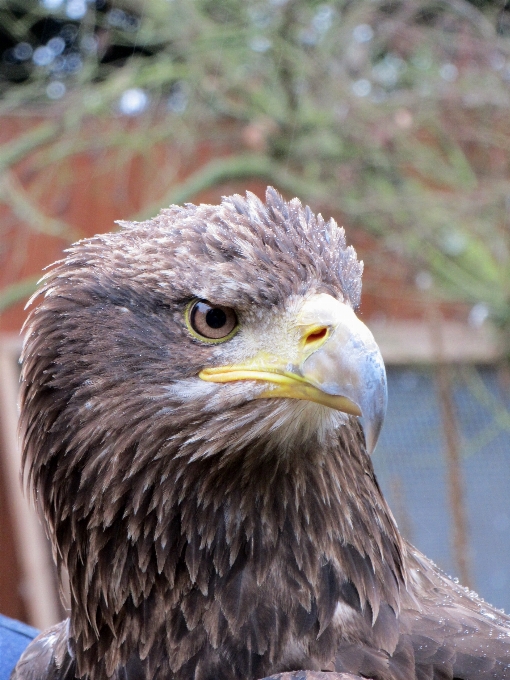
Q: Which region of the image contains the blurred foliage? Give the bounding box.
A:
[1,0,510,346]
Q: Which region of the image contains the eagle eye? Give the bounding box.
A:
[186,299,239,343]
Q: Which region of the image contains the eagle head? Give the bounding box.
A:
[19,188,397,680]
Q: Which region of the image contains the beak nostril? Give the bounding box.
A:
[304,327,328,345]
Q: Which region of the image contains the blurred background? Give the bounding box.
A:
[0,0,509,632]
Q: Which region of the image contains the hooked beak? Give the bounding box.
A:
[199,293,387,454]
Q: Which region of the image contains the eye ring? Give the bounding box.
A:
[185,299,239,343]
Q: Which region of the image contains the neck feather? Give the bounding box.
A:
[57,421,406,679]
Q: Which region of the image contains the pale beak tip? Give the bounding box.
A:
[357,373,387,455]
[360,412,384,455]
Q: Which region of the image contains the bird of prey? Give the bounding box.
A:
[13,188,510,680]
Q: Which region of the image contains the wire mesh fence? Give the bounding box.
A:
[375,364,510,613]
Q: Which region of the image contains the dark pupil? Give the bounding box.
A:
[206,308,227,329]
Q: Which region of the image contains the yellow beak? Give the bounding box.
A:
[199,294,387,453]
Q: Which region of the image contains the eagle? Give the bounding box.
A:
[12,188,510,680]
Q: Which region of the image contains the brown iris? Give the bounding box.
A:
[186,299,239,342]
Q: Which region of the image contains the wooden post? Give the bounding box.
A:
[425,305,473,588]
[0,335,61,629]
[435,363,472,588]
